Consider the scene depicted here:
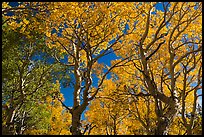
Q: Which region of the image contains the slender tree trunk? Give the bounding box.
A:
[155,117,169,135]
[186,127,193,135]
[71,110,82,135]
[3,108,16,135]
[70,102,88,135]
[155,101,179,135]
[113,117,117,135]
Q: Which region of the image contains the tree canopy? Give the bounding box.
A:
[2,2,202,135]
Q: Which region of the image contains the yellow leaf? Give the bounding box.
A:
[46,31,51,37]
[23,19,29,25]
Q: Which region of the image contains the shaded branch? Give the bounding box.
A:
[57,97,72,114]
[146,40,165,61]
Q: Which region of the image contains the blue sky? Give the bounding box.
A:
[7,2,202,120]
[60,47,122,119]
[59,2,202,120]
[60,2,168,120]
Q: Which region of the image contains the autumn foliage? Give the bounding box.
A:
[2,2,202,135]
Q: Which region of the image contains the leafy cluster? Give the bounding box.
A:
[2,2,202,135]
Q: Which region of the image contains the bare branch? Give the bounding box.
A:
[57,97,73,113]
[146,40,165,61]
[88,55,133,101]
